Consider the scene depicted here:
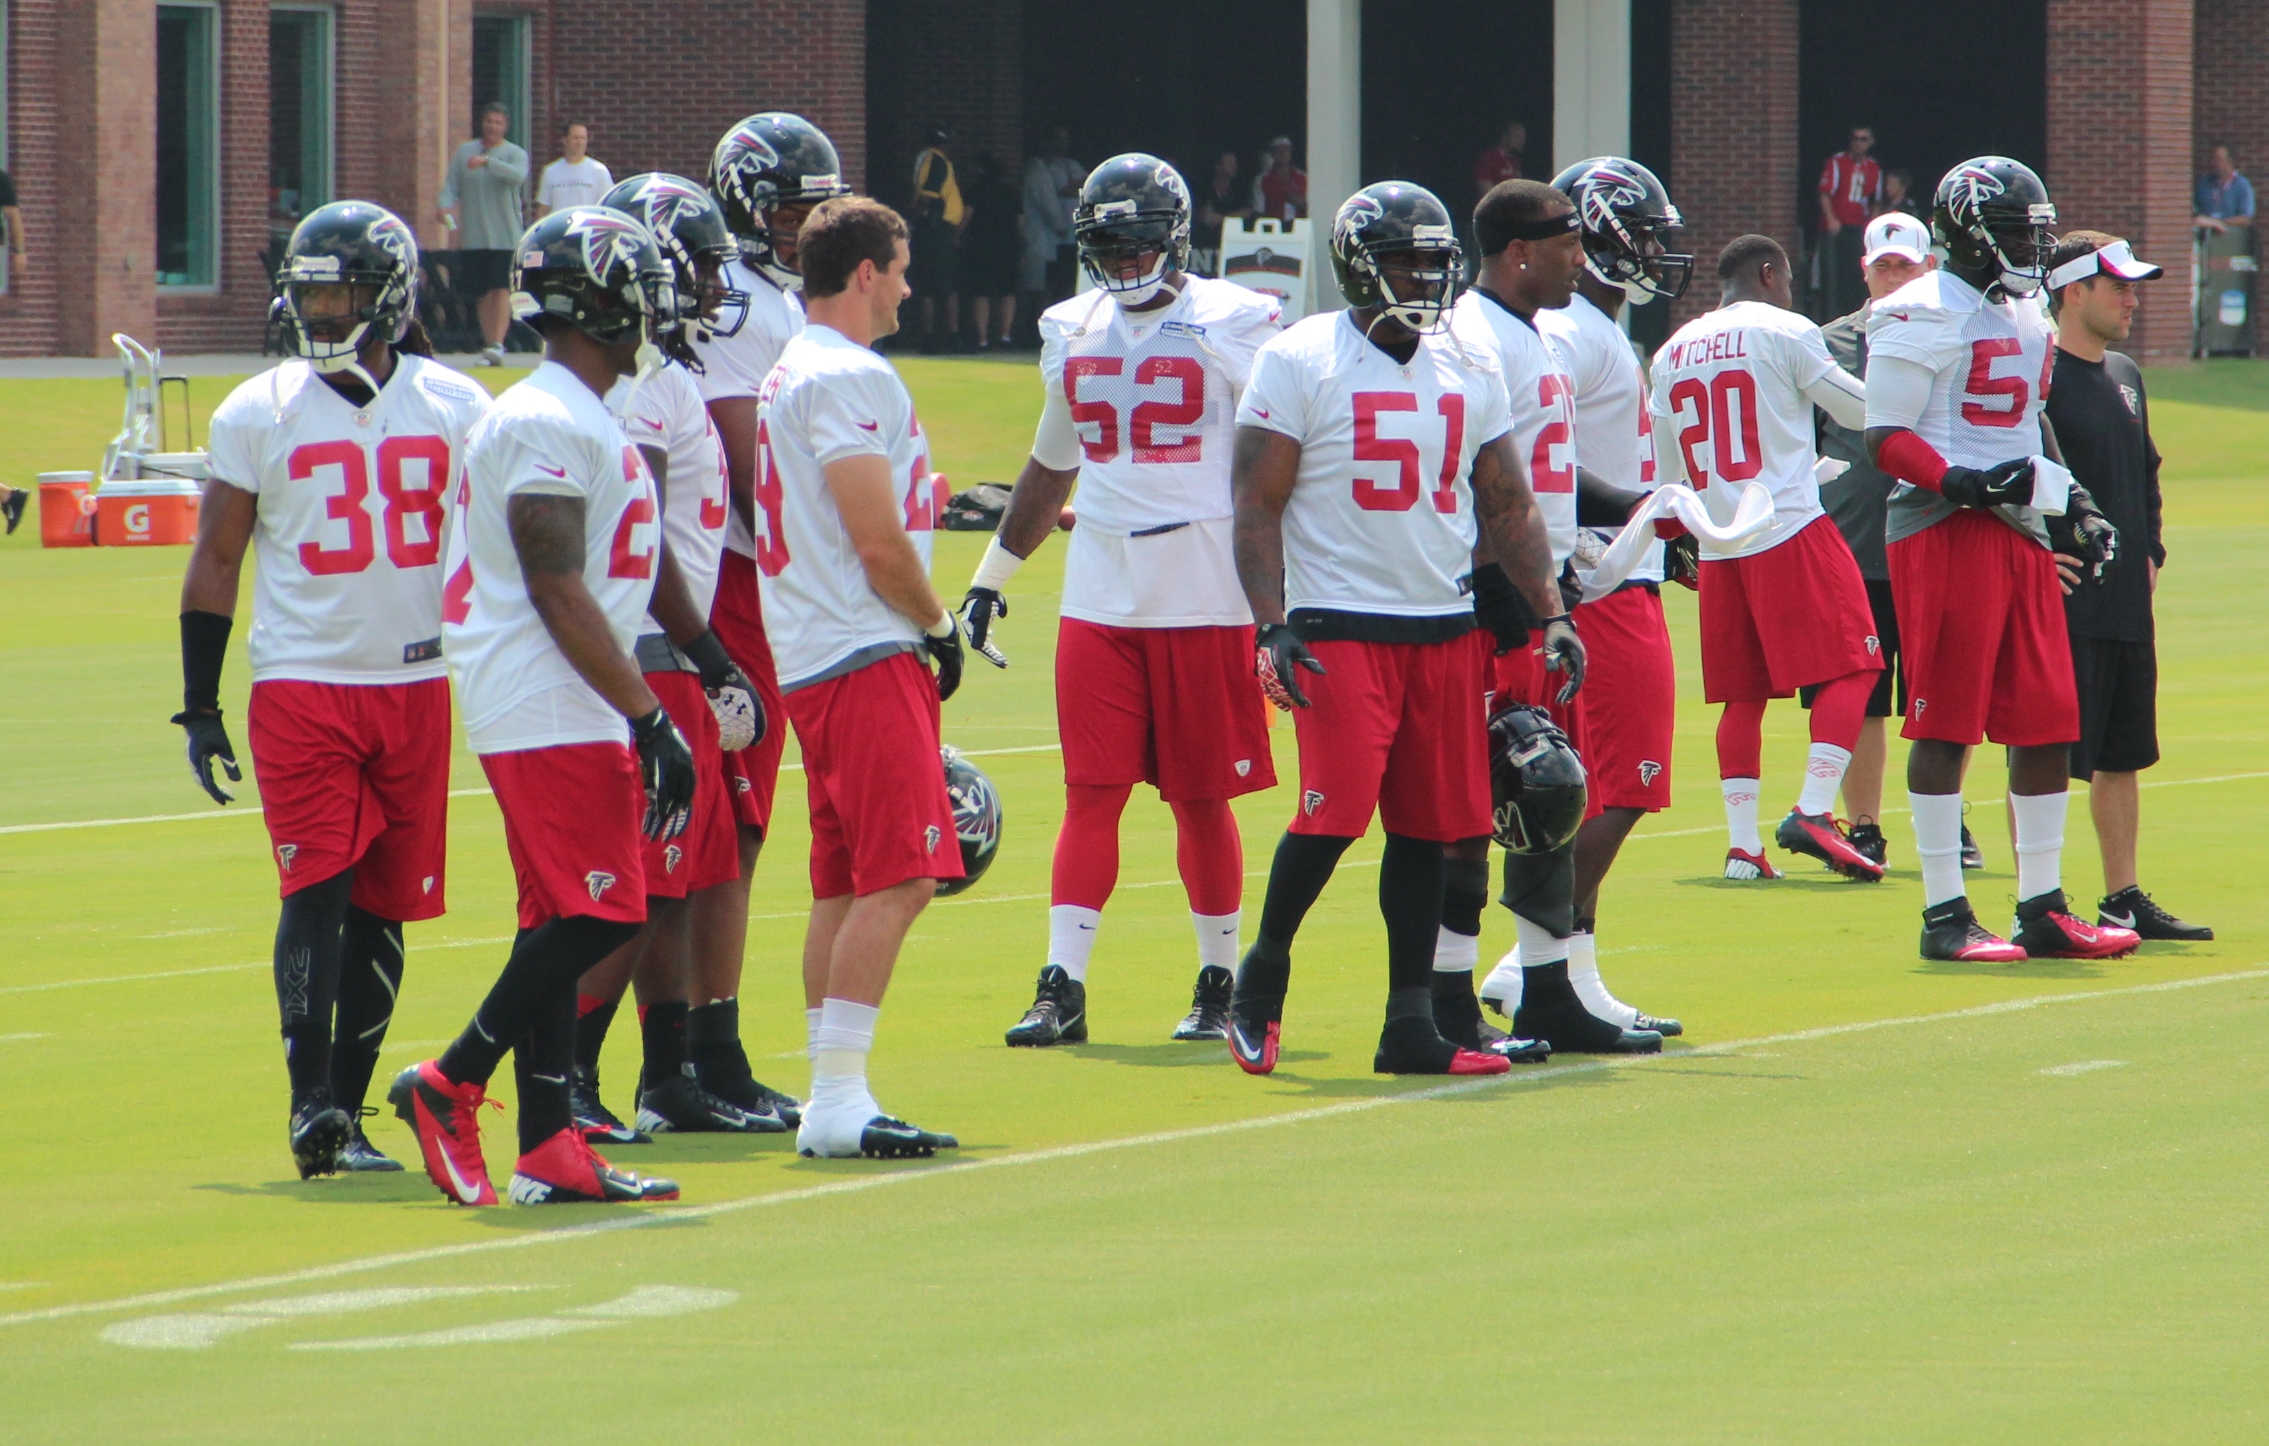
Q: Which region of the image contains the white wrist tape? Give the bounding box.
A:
[970,536,1026,592]
[925,612,957,639]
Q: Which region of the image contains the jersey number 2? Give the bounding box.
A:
[292,436,452,575]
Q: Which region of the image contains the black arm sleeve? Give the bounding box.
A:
[180,610,233,714]
[2141,397,2165,567]
[1575,468,1648,527]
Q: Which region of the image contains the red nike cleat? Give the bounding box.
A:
[1446,1047,1513,1076]
[388,1060,501,1206]
[1228,1014,1280,1076]
[1724,848,1784,881]
[1919,899,2027,962]
[1775,809,1885,881]
[508,1128,680,1205]
[2011,890,2141,960]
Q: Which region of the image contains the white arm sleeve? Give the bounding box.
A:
[1863,353,1937,433]
[1802,364,1869,431]
[1030,380,1083,472]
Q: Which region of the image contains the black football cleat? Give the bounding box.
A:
[1,486,27,536]
[1918,898,2026,962]
[705,1073,801,1130]
[508,1128,679,1204]
[1848,821,1889,870]
[2098,886,2213,942]
[336,1112,405,1173]
[1005,965,1087,1047]
[1511,965,1663,1054]
[1959,823,1985,871]
[290,1088,352,1180]
[1631,1010,1684,1038]
[1171,965,1234,1041]
[2010,889,2140,960]
[796,1115,960,1160]
[1372,1016,1509,1076]
[635,1066,786,1134]
[572,1064,649,1145]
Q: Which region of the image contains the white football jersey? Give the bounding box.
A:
[204,355,490,685]
[1649,300,1863,560]
[1450,289,1578,566]
[689,257,805,560]
[1537,293,1663,585]
[1034,277,1282,628]
[753,324,944,690]
[442,361,662,754]
[608,362,729,629]
[1866,269,2057,546]
[1236,310,1513,620]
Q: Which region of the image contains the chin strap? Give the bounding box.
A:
[615,338,669,416]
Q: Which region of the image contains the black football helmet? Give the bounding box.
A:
[1549,156,1692,304]
[602,172,749,342]
[935,746,1003,897]
[1330,181,1463,333]
[510,206,677,347]
[708,113,852,289]
[1933,156,2057,297]
[1073,153,1192,306]
[1487,704,1587,855]
[271,201,421,373]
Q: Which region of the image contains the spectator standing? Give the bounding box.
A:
[1192,150,1250,276]
[1882,168,1924,219]
[1253,135,1308,223]
[0,163,23,282]
[1473,120,1526,198]
[439,102,530,366]
[2193,144,2254,233]
[2043,230,2211,942]
[959,153,1021,350]
[1022,126,1082,327]
[532,122,613,220]
[1815,124,1880,319]
[909,125,966,352]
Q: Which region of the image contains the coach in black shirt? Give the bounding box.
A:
[2042,230,2210,940]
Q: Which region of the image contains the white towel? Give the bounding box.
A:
[1580,478,1777,602]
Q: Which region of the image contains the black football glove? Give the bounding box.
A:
[1468,563,1530,654]
[1,486,25,536]
[925,619,965,701]
[681,629,766,747]
[2056,482,2122,584]
[1663,530,1702,590]
[960,587,1009,668]
[1256,621,1327,710]
[1539,613,1586,704]
[1937,456,2036,511]
[170,708,241,805]
[629,707,696,842]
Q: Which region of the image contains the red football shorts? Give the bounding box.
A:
[1057,619,1275,802]
[640,670,740,898]
[1491,633,1599,823]
[479,742,649,930]
[709,555,787,833]
[1887,509,2079,747]
[246,677,450,920]
[1290,633,1492,843]
[1571,586,1676,813]
[784,650,965,898]
[1698,514,1884,703]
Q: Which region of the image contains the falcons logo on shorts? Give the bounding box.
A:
[1302,789,1326,816]
[276,844,298,872]
[663,844,683,875]
[1912,699,1928,718]
[586,870,618,901]
[1866,635,1881,656]
[734,776,752,794]
[1638,761,1662,787]
[924,825,942,854]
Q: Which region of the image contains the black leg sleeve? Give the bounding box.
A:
[1500,842,1577,939]
[331,906,404,1115]
[514,985,579,1154]
[274,869,354,1104]
[441,915,642,1088]
[1379,832,1447,991]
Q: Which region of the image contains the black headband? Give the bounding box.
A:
[1476,207,1579,256]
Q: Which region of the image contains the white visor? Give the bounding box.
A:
[2047,238,2163,291]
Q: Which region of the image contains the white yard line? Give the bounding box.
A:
[4,963,2263,1333]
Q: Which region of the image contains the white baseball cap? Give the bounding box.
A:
[2046,237,2163,290]
[1862,212,1932,265]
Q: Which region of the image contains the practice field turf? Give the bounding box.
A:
[2,355,2265,1443]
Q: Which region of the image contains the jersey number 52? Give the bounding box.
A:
[1065,356,1205,463]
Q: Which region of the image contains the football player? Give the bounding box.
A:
[1227,181,1578,1078]
[178,201,488,1179]
[562,173,781,1141]
[391,207,692,1206]
[1450,179,1668,1055]
[1863,157,2139,961]
[959,154,1282,1049]
[1649,234,1883,884]
[675,112,852,1122]
[752,197,964,1159]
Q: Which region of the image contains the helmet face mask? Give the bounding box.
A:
[708,114,851,291]
[1332,184,1463,335]
[1074,154,1192,308]
[1933,156,2056,298]
[1550,156,1693,304]
[511,207,677,350]
[273,201,420,374]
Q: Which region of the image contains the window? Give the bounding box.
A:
[269,6,334,231]
[471,15,530,151]
[157,3,220,289]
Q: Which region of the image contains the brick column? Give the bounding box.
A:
[2046,0,2195,362]
[2194,0,2269,351]
[377,0,470,253]
[53,0,158,356]
[1667,0,1799,327]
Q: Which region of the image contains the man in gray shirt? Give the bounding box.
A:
[439,102,529,366]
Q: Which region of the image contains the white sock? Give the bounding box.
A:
[1910,792,1967,907]
[1796,744,1853,816]
[1515,915,1570,968]
[1046,904,1103,983]
[808,997,879,1113]
[1192,910,1240,974]
[1433,925,1480,973]
[1478,948,1524,1010]
[804,1006,823,1059]
[1567,931,1640,1028]
[1721,777,1763,853]
[2010,791,2067,902]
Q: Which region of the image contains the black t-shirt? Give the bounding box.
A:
[2045,348,2164,642]
[0,168,17,208]
[1816,306,1894,580]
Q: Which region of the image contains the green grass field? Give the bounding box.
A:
[2,355,2265,1443]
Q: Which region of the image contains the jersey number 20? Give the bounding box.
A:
[1666,371,1761,489]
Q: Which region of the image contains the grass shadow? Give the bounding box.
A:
[1065,1042,1308,1069]
[193,1178,438,1204]
[1911,958,2112,981]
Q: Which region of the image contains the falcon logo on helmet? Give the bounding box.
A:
[1549,156,1693,304]
[1487,704,1588,855]
[1073,153,1193,308]
[603,171,751,347]
[708,112,852,291]
[1933,155,2057,298]
[934,746,1004,897]
[271,200,424,375]
[510,205,677,346]
[1329,182,1463,334]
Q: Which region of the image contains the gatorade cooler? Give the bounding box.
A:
[94,476,201,546]
[36,471,96,548]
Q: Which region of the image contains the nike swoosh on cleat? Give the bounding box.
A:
[2102,910,2136,928]
[429,1112,485,1202]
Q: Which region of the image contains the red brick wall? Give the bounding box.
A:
[1,0,68,353]
[2194,0,2269,350]
[2046,0,2194,362]
[158,0,273,354]
[1667,0,1801,328]
[48,0,158,357]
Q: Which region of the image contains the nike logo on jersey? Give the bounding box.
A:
[857,420,880,432]
[1882,312,1910,322]
[638,417,665,431]
[1252,408,1271,419]
[534,463,567,478]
